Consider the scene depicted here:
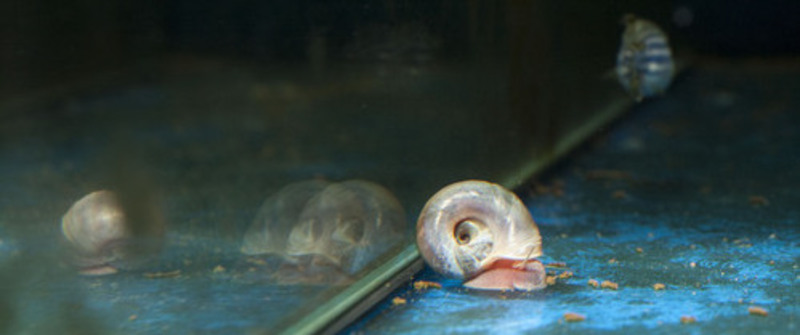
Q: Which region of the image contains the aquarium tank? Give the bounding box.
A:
[0,0,798,334]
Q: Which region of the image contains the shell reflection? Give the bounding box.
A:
[416,180,545,291]
[61,190,164,275]
[616,14,675,101]
[241,180,330,256]
[242,180,406,284]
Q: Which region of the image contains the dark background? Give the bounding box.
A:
[2,0,800,98]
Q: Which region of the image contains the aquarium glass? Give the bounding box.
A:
[0,1,649,333]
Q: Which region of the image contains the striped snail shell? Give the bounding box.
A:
[616,14,675,101]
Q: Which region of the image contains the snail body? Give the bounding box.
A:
[416,180,545,291]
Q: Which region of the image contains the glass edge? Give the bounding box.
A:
[283,96,634,335]
[500,97,632,188]
[277,244,421,335]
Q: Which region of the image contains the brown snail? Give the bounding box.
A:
[416,180,545,291]
[242,180,406,284]
[61,190,163,275]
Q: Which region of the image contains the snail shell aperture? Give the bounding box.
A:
[416,180,545,291]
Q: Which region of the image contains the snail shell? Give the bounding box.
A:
[241,179,331,256]
[616,14,675,101]
[416,180,545,291]
[61,190,163,275]
[287,180,406,275]
[242,180,406,283]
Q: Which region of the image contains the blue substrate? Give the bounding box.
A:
[345,62,800,334]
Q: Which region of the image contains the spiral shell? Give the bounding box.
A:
[616,14,675,101]
[242,180,406,281]
[241,180,331,256]
[416,180,542,281]
[61,190,163,275]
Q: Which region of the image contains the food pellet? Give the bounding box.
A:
[392,297,407,305]
[748,306,768,317]
[143,270,181,279]
[588,279,599,288]
[564,312,586,322]
[413,280,442,290]
[680,315,697,324]
[557,271,573,279]
[601,280,619,290]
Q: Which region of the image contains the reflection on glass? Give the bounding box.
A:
[61,190,165,276]
[242,179,405,285]
[616,14,676,101]
[0,1,639,333]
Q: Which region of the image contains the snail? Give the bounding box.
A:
[61,190,164,275]
[416,180,545,291]
[241,179,331,256]
[616,14,675,101]
[242,180,406,284]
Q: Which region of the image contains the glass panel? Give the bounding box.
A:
[343,0,800,332]
[0,1,640,333]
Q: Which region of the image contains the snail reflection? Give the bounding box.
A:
[242,180,406,285]
[60,190,164,275]
[416,180,545,291]
[616,14,675,101]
